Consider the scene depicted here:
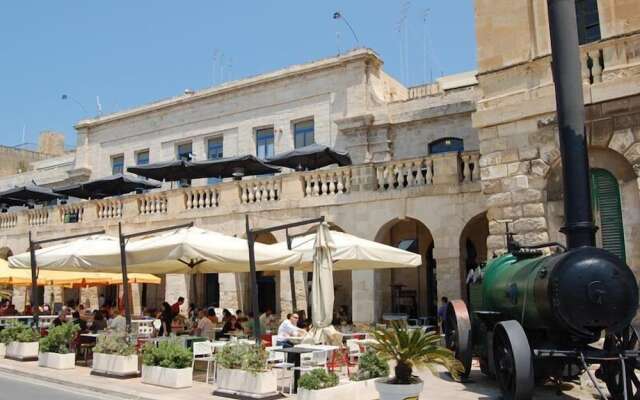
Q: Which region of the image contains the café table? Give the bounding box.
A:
[270,347,315,394]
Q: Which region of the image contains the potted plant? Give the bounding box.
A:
[92,332,138,377]
[371,323,464,400]
[0,326,9,358]
[297,368,347,400]
[215,343,278,398]
[350,349,390,400]
[38,322,79,369]
[3,322,40,360]
[141,339,193,388]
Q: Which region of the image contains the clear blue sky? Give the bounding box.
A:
[0,1,476,148]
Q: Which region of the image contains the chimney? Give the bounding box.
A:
[38,131,65,156]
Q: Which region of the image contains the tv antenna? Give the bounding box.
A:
[422,9,431,83]
[396,1,411,84]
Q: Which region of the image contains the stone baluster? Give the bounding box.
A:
[425,159,433,184]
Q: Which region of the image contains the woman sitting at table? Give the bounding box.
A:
[220,315,243,339]
[90,310,107,333]
[193,309,216,339]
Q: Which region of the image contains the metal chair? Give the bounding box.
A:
[192,341,216,384]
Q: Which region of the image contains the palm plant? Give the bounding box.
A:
[371,322,464,384]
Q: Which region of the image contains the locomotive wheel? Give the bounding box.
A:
[602,325,640,400]
[493,320,534,400]
[445,300,472,378]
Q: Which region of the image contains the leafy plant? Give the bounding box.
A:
[94,332,136,356]
[216,343,244,370]
[39,323,79,354]
[351,348,389,381]
[371,322,464,384]
[142,339,192,369]
[297,368,339,390]
[0,322,39,344]
[216,343,270,373]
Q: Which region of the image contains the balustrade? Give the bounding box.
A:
[302,167,351,197]
[375,157,433,191]
[59,204,84,223]
[96,199,123,219]
[460,152,480,183]
[137,194,168,215]
[0,214,17,230]
[239,179,281,204]
[27,209,49,226]
[184,187,218,210]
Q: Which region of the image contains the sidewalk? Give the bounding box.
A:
[0,357,595,399]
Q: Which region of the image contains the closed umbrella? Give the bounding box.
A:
[306,223,337,344]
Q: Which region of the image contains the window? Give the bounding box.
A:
[428,138,464,154]
[256,128,274,159]
[294,120,315,148]
[207,137,224,184]
[136,150,149,166]
[111,155,124,175]
[591,169,626,260]
[576,0,601,45]
[177,142,193,161]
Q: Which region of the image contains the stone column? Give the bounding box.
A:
[433,245,463,301]
[80,287,99,310]
[130,283,142,316]
[218,273,240,310]
[279,270,308,319]
[164,274,190,314]
[352,270,376,323]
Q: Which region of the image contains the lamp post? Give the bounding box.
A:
[333,11,360,45]
[61,94,89,116]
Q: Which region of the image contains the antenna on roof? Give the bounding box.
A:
[422,9,430,84]
[21,124,26,145]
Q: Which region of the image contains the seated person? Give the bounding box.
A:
[108,309,127,332]
[243,311,265,338]
[206,308,219,325]
[71,311,88,332]
[276,313,305,348]
[194,309,216,339]
[220,315,243,338]
[90,310,107,333]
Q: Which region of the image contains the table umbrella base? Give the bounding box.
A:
[90,370,140,379]
[212,389,285,400]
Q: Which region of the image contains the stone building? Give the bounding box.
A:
[0,132,66,178]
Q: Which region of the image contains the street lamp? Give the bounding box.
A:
[333,11,360,45]
[61,94,89,116]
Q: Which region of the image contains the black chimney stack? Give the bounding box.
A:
[547,0,597,248]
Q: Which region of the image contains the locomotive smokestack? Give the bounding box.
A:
[546,0,596,248]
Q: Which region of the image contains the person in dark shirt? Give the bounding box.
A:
[160,302,173,336]
[90,310,107,333]
[72,311,88,332]
[220,316,242,338]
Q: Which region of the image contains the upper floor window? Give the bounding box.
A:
[294,120,315,149]
[111,155,124,175]
[576,0,601,45]
[207,137,224,184]
[428,137,464,155]
[177,142,193,161]
[256,128,274,159]
[136,150,149,166]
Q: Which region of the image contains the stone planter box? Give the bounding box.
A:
[141,365,193,389]
[0,343,5,358]
[297,382,356,400]
[352,378,380,400]
[215,367,278,398]
[374,378,424,400]
[91,353,139,377]
[6,341,39,360]
[38,352,76,370]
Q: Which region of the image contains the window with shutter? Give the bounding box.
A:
[590,169,626,260]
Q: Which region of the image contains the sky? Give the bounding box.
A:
[0,1,476,148]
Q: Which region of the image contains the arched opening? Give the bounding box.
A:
[459,213,489,303]
[254,232,278,315]
[375,218,435,319]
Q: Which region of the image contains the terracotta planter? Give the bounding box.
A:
[215,367,278,397]
[38,352,75,370]
[91,353,139,377]
[141,365,193,388]
[374,378,424,400]
[297,383,356,400]
[6,341,39,360]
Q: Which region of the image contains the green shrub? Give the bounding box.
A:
[216,343,244,370]
[94,332,136,356]
[216,343,270,374]
[0,322,39,344]
[39,323,79,354]
[351,349,390,381]
[241,344,269,373]
[297,368,339,390]
[142,339,192,369]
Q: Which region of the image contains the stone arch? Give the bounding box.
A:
[374,217,435,319]
[459,212,488,303]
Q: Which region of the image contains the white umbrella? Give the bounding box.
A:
[273,230,422,271]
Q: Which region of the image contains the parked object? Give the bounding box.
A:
[141,339,193,388]
[91,333,138,377]
[38,322,79,370]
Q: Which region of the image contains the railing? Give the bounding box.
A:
[460,152,480,183]
[96,199,123,219]
[59,203,84,224]
[185,187,218,210]
[137,194,168,215]
[301,167,352,197]
[581,34,640,85]
[375,157,434,191]
[0,214,17,230]
[239,178,281,204]
[408,83,440,99]
[27,209,49,226]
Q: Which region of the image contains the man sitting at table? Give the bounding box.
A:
[108,309,127,332]
[277,313,305,348]
[71,311,88,332]
[194,309,216,339]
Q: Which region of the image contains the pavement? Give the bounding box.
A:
[0,357,598,399]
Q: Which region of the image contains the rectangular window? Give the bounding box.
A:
[207,137,224,184]
[111,155,124,175]
[177,142,193,161]
[256,128,274,159]
[576,0,601,45]
[136,150,149,166]
[294,119,315,149]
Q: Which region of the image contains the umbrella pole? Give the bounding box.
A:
[245,215,262,343]
[118,222,132,331]
[286,229,298,312]
[28,231,40,329]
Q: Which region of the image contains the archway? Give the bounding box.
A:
[459,212,488,303]
[254,232,278,315]
[375,217,435,319]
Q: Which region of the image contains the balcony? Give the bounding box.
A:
[0,151,480,234]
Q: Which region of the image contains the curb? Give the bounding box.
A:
[0,365,158,400]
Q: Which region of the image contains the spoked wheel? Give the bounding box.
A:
[445,300,472,379]
[493,320,534,400]
[601,325,640,400]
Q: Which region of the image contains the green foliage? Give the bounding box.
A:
[39,323,79,354]
[371,322,464,384]
[351,349,389,381]
[142,339,192,369]
[94,332,136,356]
[0,322,39,344]
[297,368,339,390]
[216,343,270,373]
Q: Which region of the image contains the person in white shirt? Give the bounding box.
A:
[277,313,304,347]
[194,309,216,339]
[108,309,127,332]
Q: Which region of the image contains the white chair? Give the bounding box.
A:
[346,339,362,363]
[192,341,216,384]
